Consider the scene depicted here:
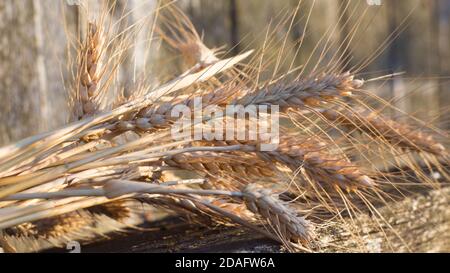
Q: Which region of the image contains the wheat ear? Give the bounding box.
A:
[242,184,314,246]
[322,109,446,156]
[101,180,314,249]
[200,135,373,191]
[1,201,144,253]
[118,85,240,132]
[114,72,361,134]
[260,136,374,190]
[74,22,105,119]
[237,72,362,109]
[157,5,219,69]
[164,151,275,179]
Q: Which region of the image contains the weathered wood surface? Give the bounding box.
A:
[72,187,449,253]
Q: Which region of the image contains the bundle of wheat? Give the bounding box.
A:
[0,2,448,253]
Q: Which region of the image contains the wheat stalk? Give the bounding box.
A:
[0,50,252,179]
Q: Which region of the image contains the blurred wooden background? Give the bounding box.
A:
[0,0,449,146]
